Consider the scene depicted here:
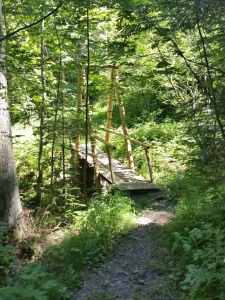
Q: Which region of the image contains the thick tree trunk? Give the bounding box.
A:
[0,0,23,233]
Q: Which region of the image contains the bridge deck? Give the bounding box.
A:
[79,144,157,191]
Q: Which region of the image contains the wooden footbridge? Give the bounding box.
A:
[77,126,157,191]
[79,141,156,191]
[73,64,157,192]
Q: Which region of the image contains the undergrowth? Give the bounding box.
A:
[44,189,135,284]
[160,173,225,300]
[0,189,135,299]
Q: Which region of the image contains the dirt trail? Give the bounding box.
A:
[72,193,177,300]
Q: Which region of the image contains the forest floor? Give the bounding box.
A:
[72,192,183,300]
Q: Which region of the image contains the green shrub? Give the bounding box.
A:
[0,224,70,300]
[0,263,70,300]
[45,190,135,284]
[78,190,135,239]
[0,224,17,287]
[171,222,225,299]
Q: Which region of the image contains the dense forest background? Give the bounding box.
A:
[1,0,225,299]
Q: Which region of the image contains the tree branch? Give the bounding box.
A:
[196,19,225,141]
[0,2,62,42]
[151,22,212,98]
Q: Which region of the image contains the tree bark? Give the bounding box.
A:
[0,0,23,233]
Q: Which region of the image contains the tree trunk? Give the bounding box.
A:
[36,19,45,204]
[0,0,23,234]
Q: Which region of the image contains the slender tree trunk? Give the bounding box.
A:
[50,56,61,189]
[0,0,23,234]
[51,20,62,191]
[83,7,90,204]
[61,69,66,187]
[36,19,46,203]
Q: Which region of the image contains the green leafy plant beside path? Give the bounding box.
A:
[162,180,225,300]
[0,190,135,299]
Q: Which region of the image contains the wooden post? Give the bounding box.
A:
[115,69,134,170]
[145,147,154,183]
[91,133,116,185]
[105,67,116,148]
[75,64,84,164]
[106,145,116,184]
[90,135,101,192]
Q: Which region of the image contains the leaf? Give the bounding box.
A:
[171,241,179,254]
[70,248,81,253]
[41,279,58,290]
[0,286,48,300]
[156,61,171,68]
[195,232,203,239]
[183,243,191,252]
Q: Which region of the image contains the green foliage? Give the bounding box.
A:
[2,189,133,298]
[0,224,16,287]
[78,189,135,240]
[162,180,225,300]
[132,121,182,143]
[108,120,187,183]
[53,185,86,222]
[12,126,38,205]
[170,222,225,299]
[0,263,70,300]
[0,224,70,300]
[44,189,135,288]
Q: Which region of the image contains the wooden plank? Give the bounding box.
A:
[79,144,157,191]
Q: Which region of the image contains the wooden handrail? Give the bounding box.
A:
[100,127,150,149]
[91,134,116,150]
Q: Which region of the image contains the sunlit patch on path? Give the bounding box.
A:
[135,210,173,226]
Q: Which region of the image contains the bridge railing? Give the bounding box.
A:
[97,127,154,183]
